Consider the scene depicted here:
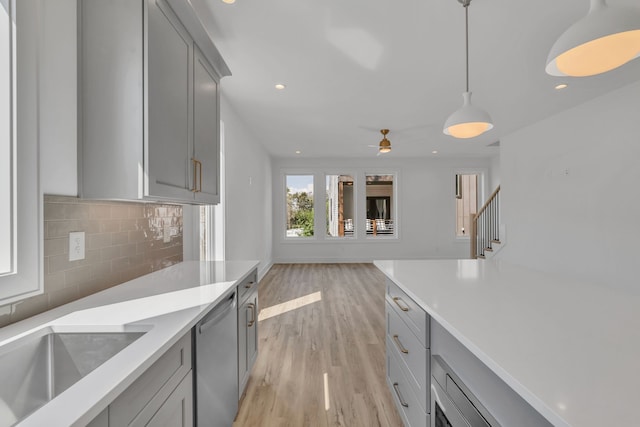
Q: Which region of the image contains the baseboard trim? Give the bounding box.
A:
[258,260,274,281]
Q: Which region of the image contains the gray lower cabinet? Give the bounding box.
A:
[237,271,259,399]
[386,279,430,427]
[87,332,193,427]
[78,0,229,204]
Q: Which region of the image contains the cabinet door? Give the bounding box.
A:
[246,291,258,375]
[146,372,194,427]
[192,47,220,204]
[237,297,249,398]
[238,291,258,398]
[147,0,194,201]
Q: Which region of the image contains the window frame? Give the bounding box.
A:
[283,173,316,241]
[280,168,399,243]
[0,0,44,305]
[324,173,356,240]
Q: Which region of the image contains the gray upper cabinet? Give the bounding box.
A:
[79,0,229,205]
[193,47,221,204]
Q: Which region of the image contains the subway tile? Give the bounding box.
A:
[11,294,49,323]
[46,220,80,239]
[0,305,11,328]
[111,205,129,219]
[128,229,146,243]
[100,219,121,233]
[90,261,113,279]
[45,195,78,204]
[44,203,66,220]
[65,203,92,220]
[65,265,95,287]
[1,198,183,328]
[119,218,138,232]
[44,237,67,256]
[89,204,111,219]
[111,256,133,273]
[48,253,72,274]
[128,205,143,218]
[120,243,138,258]
[48,286,80,309]
[78,219,102,234]
[87,233,112,250]
[44,271,66,292]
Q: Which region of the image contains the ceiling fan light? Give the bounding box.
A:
[443,92,493,139]
[546,0,640,77]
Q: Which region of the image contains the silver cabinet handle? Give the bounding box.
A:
[393,335,409,354]
[247,303,256,327]
[392,383,409,408]
[392,296,409,312]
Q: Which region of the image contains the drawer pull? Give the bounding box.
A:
[392,335,409,354]
[392,382,409,408]
[392,296,410,312]
[245,281,254,289]
[247,303,256,327]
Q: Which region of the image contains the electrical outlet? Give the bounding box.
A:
[69,232,85,261]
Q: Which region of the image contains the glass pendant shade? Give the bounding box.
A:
[546,0,640,77]
[443,92,493,139]
[379,139,391,153]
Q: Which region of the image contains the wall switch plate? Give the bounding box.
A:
[69,232,85,261]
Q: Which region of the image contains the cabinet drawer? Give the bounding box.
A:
[386,279,429,347]
[386,303,429,412]
[387,345,428,427]
[238,271,258,304]
[110,332,192,426]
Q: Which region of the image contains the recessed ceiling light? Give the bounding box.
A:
[555,83,568,90]
[295,150,301,155]
[275,84,286,90]
[221,0,236,4]
[432,150,438,154]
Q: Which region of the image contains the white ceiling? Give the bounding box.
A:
[190,0,640,159]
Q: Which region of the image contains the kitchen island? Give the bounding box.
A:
[0,260,258,427]
[374,259,640,427]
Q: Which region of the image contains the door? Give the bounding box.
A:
[192,47,220,204]
[146,0,193,201]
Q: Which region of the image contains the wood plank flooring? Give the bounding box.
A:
[234,263,403,427]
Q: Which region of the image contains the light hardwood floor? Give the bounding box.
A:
[234,263,403,427]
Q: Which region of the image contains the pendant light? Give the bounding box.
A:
[443,0,493,139]
[546,0,640,77]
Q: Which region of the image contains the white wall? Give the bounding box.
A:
[272,157,492,263]
[499,80,640,290]
[221,96,273,278]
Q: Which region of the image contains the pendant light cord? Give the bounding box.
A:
[465,1,469,93]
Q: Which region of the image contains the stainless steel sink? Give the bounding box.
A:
[0,327,145,426]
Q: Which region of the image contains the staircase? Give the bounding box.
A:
[471,185,501,259]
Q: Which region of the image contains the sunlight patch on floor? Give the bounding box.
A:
[258,291,322,322]
[323,372,331,411]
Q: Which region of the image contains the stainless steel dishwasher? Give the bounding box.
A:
[194,290,238,427]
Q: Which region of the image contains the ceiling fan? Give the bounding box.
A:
[367,129,392,155]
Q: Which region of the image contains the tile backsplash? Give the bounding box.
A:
[0,195,183,328]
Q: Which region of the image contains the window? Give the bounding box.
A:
[326,175,354,238]
[286,175,314,238]
[455,174,478,237]
[366,174,395,237]
[0,0,13,275]
[0,0,43,305]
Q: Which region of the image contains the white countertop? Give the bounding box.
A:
[0,260,259,427]
[374,259,640,427]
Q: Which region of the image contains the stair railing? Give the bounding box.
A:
[471,185,500,259]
